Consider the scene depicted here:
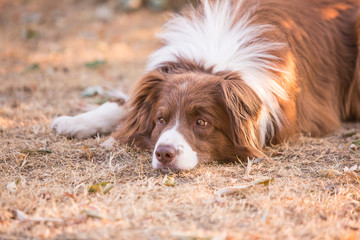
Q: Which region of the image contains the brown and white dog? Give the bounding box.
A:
[52,0,360,170]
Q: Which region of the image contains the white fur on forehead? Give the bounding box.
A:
[146,0,288,146]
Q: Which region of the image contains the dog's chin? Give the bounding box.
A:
[153,161,177,170]
[151,158,198,171]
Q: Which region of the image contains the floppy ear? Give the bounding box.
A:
[112,70,165,148]
[218,73,264,159]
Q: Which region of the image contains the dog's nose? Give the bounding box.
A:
[155,145,176,163]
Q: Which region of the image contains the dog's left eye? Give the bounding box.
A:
[196,119,208,127]
[157,117,166,125]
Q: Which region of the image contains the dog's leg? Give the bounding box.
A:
[346,11,360,120]
[51,99,126,138]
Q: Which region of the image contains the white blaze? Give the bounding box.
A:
[146,0,287,142]
[152,122,198,170]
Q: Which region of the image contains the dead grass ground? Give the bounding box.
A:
[0,0,359,239]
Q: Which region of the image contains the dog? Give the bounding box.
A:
[51,0,360,170]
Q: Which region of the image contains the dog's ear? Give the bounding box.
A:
[112,70,165,148]
[218,72,264,159]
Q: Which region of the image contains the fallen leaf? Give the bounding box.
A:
[16,210,28,221]
[82,209,103,219]
[81,146,94,160]
[37,149,52,154]
[162,175,176,187]
[21,149,52,156]
[22,63,40,74]
[252,177,274,186]
[349,165,358,171]
[85,60,106,69]
[88,182,112,194]
[353,140,360,146]
[23,29,40,39]
[15,153,27,167]
[93,97,110,105]
[102,184,113,194]
[147,0,168,11]
[81,86,104,97]
[344,167,360,181]
[88,184,101,193]
[349,144,357,151]
[120,0,142,11]
[342,130,357,138]
[64,192,75,200]
[216,177,274,196]
[216,185,251,196]
[318,169,343,178]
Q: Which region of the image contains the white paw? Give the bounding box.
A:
[51,116,98,138]
[51,102,126,139]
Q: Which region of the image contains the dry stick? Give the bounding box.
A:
[244,157,254,180]
[16,210,64,223]
[216,177,274,197]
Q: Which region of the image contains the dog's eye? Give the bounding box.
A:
[157,117,166,125]
[196,119,208,127]
[161,66,170,73]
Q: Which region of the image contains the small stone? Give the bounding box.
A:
[349,144,357,151]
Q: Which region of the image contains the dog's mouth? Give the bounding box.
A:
[156,165,183,174]
[152,154,200,171]
[156,162,177,170]
[153,159,191,171]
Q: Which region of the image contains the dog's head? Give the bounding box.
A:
[115,62,264,170]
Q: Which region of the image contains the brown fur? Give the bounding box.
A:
[113,62,264,161]
[113,0,360,163]
[346,9,360,120]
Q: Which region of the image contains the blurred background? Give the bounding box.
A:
[0,0,197,125]
[117,0,198,12]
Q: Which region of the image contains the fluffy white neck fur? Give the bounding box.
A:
[146,0,288,145]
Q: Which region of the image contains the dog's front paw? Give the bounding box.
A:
[51,116,97,139]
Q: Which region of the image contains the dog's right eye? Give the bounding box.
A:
[157,117,166,125]
[161,66,170,73]
[196,119,208,127]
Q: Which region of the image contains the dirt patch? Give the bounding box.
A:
[1,1,359,239]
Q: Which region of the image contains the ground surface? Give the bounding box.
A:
[0,0,360,239]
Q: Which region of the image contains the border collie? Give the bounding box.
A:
[52,0,360,170]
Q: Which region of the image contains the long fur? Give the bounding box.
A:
[53,0,360,168]
[115,0,360,155]
[147,0,288,145]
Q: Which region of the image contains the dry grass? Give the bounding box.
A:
[1,0,360,239]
